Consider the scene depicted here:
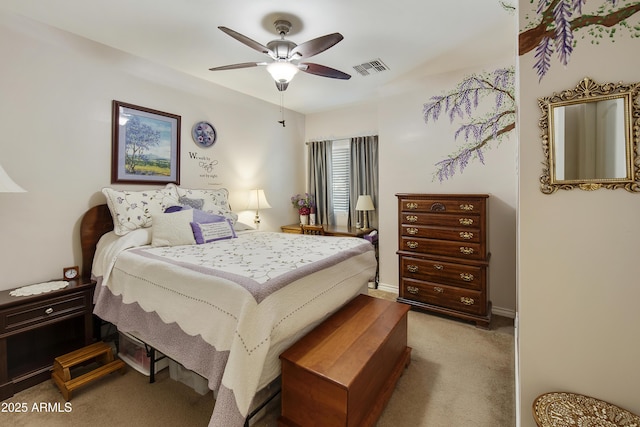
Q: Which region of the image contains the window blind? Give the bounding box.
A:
[332,141,350,213]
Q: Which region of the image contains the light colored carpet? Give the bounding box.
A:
[3,290,515,426]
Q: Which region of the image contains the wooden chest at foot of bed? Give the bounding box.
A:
[278,294,411,427]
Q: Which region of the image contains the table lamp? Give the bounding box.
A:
[0,162,25,193]
[247,189,271,228]
[355,195,375,230]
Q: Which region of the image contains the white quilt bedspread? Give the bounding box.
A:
[92,230,376,425]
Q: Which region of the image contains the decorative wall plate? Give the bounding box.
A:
[191,121,217,148]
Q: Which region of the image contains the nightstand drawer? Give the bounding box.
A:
[1,291,90,335]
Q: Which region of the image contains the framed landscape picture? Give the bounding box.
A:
[111,100,181,184]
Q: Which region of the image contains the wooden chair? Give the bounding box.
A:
[301,224,325,235]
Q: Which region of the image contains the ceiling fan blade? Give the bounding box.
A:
[209,62,266,71]
[290,33,344,59]
[299,63,351,80]
[218,26,274,56]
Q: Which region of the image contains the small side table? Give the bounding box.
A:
[281,223,372,238]
[0,279,96,400]
[533,392,640,427]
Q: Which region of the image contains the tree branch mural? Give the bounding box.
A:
[422,67,516,181]
[519,0,640,81]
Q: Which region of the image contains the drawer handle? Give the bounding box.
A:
[433,264,444,270]
[459,231,474,240]
[460,273,475,282]
[460,204,474,211]
[433,286,444,293]
[460,297,475,305]
[407,264,419,273]
[407,227,419,235]
[460,247,474,255]
[459,218,474,226]
[45,307,54,315]
[407,286,419,295]
[406,215,418,223]
[406,202,418,210]
[429,202,446,212]
[406,241,419,249]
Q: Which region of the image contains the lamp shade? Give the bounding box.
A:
[266,61,299,83]
[247,189,272,210]
[355,195,374,211]
[0,163,25,192]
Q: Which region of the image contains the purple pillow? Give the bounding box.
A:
[165,206,226,224]
[190,219,237,244]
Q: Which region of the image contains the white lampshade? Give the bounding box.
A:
[355,195,374,211]
[0,163,25,193]
[247,189,272,210]
[266,61,299,83]
[247,189,271,228]
[355,195,374,230]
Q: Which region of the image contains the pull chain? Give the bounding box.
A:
[278,91,286,127]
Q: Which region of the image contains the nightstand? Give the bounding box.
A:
[0,279,96,400]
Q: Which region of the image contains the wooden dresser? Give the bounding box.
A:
[396,193,491,328]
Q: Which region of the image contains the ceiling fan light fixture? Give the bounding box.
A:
[266,61,299,83]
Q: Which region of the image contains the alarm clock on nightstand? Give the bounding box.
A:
[63,266,80,281]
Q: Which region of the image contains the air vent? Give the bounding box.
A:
[353,58,390,76]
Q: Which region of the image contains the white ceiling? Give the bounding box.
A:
[1,0,516,114]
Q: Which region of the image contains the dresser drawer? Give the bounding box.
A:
[400,256,484,290]
[401,224,481,243]
[0,291,90,335]
[401,279,486,316]
[400,237,484,260]
[399,198,484,214]
[400,212,481,229]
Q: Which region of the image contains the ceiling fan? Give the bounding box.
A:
[209,20,351,91]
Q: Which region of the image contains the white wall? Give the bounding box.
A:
[517,1,640,424]
[307,58,518,316]
[0,11,305,291]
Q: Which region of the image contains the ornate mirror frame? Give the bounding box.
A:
[538,77,640,194]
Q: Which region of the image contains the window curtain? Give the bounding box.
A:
[307,140,334,225]
[349,135,379,228]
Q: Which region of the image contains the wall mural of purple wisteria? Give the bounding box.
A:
[519,0,640,82]
[422,67,516,182]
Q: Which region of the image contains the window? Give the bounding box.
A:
[332,140,350,216]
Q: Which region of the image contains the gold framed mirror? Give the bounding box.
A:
[538,77,640,194]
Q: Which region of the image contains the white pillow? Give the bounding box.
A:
[151,210,196,247]
[166,184,238,224]
[102,187,180,236]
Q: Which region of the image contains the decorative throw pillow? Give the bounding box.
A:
[151,210,196,247]
[178,196,204,210]
[164,206,227,224]
[166,184,238,224]
[102,187,180,236]
[190,219,237,244]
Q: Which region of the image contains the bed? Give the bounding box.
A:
[80,185,377,427]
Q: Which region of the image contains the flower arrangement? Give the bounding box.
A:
[291,193,315,215]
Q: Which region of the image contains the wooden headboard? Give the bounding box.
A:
[80,204,113,279]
